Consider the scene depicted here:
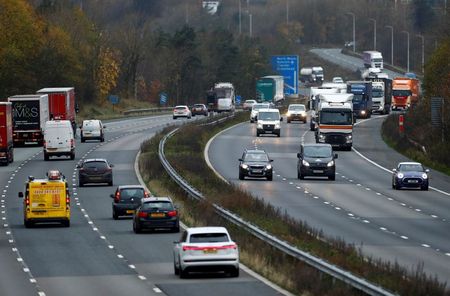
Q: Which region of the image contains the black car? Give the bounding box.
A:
[239,149,273,181]
[392,162,429,190]
[111,185,149,219]
[77,159,113,186]
[297,144,337,180]
[191,104,208,116]
[133,197,180,233]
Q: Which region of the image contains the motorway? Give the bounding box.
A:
[0,115,286,296]
[207,115,450,284]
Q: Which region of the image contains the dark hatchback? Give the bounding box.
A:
[191,104,208,116]
[297,144,337,180]
[133,197,179,233]
[77,159,113,186]
[111,185,149,219]
[239,149,273,181]
[392,162,429,190]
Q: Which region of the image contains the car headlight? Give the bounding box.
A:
[327,160,334,167]
[301,112,306,117]
[360,110,366,115]
[266,164,272,170]
[346,134,353,143]
[302,159,310,166]
[275,123,280,129]
[257,123,263,129]
[422,173,428,179]
[286,111,291,116]
[397,173,404,178]
[241,164,248,169]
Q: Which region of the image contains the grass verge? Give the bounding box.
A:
[139,113,449,296]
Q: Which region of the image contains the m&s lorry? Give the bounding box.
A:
[391,78,420,110]
[0,102,14,165]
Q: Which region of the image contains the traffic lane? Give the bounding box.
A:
[76,128,283,296]
[353,116,450,193]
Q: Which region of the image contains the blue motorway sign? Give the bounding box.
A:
[270,55,299,95]
[235,95,242,105]
[108,95,120,105]
[159,92,168,105]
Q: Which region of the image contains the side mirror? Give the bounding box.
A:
[425,169,430,173]
[280,117,283,122]
[334,153,338,159]
[297,153,301,158]
[18,192,24,198]
[269,159,274,162]
[173,241,179,244]
[103,125,106,128]
[110,164,114,168]
[238,158,243,161]
[110,194,114,198]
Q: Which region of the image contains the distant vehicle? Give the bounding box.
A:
[191,104,208,116]
[173,105,192,119]
[346,81,373,119]
[297,143,337,180]
[133,196,179,233]
[249,103,270,123]
[18,170,70,227]
[43,120,75,161]
[321,82,347,93]
[0,102,14,165]
[315,93,354,151]
[392,162,429,190]
[256,108,282,137]
[238,149,273,181]
[344,41,355,48]
[173,227,240,278]
[392,77,420,110]
[286,104,307,123]
[312,67,324,84]
[365,78,392,114]
[242,99,257,111]
[206,90,218,112]
[332,77,344,83]
[80,119,105,142]
[256,76,284,105]
[404,72,417,79]
[214,82,235,112]
[8,94,49,146]
[77,158,113,187]
[363,51,383,69]
[111,185,149,219]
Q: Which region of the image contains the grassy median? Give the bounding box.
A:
[139,113,448,296]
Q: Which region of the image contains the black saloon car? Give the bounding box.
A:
[238,149,273,181]
[392,162,429,190]
[297,144,337,180]
[77,158,113,186]
[111,185,149,219]
[133,197,179,233]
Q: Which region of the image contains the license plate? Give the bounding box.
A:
[253,170,262,173]
[31,211,46,215]
[47,148,57,151]
[126,210,135,214]
[408,180,418,183]
[23,133,28,137]
[203,249,217,254]
[313,170,324,173]
[150,213,165,218]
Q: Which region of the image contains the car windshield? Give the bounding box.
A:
[320,110,353,125]
[142,201,173,211]
[83,161,108,169]
[303,146,332,158]
[244,152,269,162]
[398,164,424,172]
[175,106,186,110]
[289,105,305,111]
[253,104,269,111]
[120,188,145,200]
[194,104,204,108]
[393,90,412,96]
[189,233,229,243]
[258,111,280,120]
[83,121,100,128]
[215,88,232,98]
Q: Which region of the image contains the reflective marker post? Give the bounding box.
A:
[399,114,404,134]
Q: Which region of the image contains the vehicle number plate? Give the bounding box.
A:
[252,170,262,173]
[313,170,324,173]
[408,180,418,183]
[203,249,217,254]
[150,213,165,218]
[126,210,135,214]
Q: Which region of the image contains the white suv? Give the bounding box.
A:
[173,105,192,119]
[256,108,282,137]
[173,227,239,278]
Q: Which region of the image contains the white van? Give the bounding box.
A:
[43,120,75,161]
[256,108,282,137]
[80,119,105,142]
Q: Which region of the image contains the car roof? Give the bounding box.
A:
[245,99,256,102]
[259,108,279,112]
[245,149,267,154]
[398,162,422,166]
[141,197,172,203]
[118,185,145,189]
[288,104,305,107]
[186,227,229,235]
[83,158,108,163]
[175,105,188,108]
[302,143,332,148]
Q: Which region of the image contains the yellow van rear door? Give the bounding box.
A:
[29,182,66,218]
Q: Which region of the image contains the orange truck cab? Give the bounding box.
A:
[392,77,420,110]
[18,170,70,228]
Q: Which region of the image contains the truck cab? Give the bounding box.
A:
[392,77,420,110]
[363,51,383,69]
[346,81,373,119]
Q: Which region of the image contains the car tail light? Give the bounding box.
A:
[66,195,70,206]
[218,244,237,250]
[167,210,177,217]
[182,245,201,251]
[25,197,30,206]
[138,212,147,218]
[144,191,149,198]
[114,192,120,202]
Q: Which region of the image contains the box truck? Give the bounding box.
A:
[0,102,14,165]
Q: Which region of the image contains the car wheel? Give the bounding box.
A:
[81,137,85,143]
[133,221,142,234]
[101,137,105,142]
[62,220,70,227]
[108,180,113,186]
[172,225,180,233]
[277,133,280,138]
[239,172,244,180]
[392,182,395,189]
[267,174,273,181]
[346,146,352,151]
[421,184,429,191]
[298,172,304,180]
[230,267,240,278]
[188,116,191,119]
[24,220,33,228]
[287,119,291,123]
[250,119,254,123]
[256,132,260,137]
[180,268,189,279]
[328,174,336,181]
[173,116,177,120]
[112,210,119,220]
[70,153,75,160]
[174,261,180,275]
[44,152,49,161]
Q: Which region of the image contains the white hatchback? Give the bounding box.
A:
[173,227,239,278]
[173,105,192,119]
[80,119,105,142]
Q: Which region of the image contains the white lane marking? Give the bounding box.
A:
[401,236,409,240]
[422,244,430,248]
[138,275,147,280]
[153,287,162,293]
[129,264,136,269]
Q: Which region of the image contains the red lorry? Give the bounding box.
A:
[392,78,420,110]
[0,102,14,165]
[36,87,77,133]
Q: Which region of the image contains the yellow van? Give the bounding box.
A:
[18,170,70,227]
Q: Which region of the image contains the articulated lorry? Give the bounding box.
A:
[256,76,284,105]
[213,82,235,112]
[315,93,354,151]
[346,81,373,119]
[0,102,14,165]
[8,95,49,146]
[391,77,420,110]
[365,78,392,114]
[363,51,383,69]
[309,87,341,131]
[300,67,324,85]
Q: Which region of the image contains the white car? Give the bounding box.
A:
[173,105,191,119]
[173,227,239,278]
[250,103,270,123]
[286,104,307,123]
[80,119,105,142]
[332,77,344,83]
[242,99,257,111]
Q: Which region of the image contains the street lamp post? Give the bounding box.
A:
[401,31,410,72]
[286,0,289,26]
[369,18,376,50]
[416,34,425,74]
[385,25,394,66]
[239,0,242,35]
[346,12,356,52]
[249,13,253,38]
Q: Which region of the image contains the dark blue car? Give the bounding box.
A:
[392,162,429,190]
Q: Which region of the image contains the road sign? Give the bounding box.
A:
[108,95,119,105]
[270,55,299,95]
[236,95,242,105]
[431,97,442,127]
[159,92,168,105]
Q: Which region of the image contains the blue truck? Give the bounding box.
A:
[346,81,373,119]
